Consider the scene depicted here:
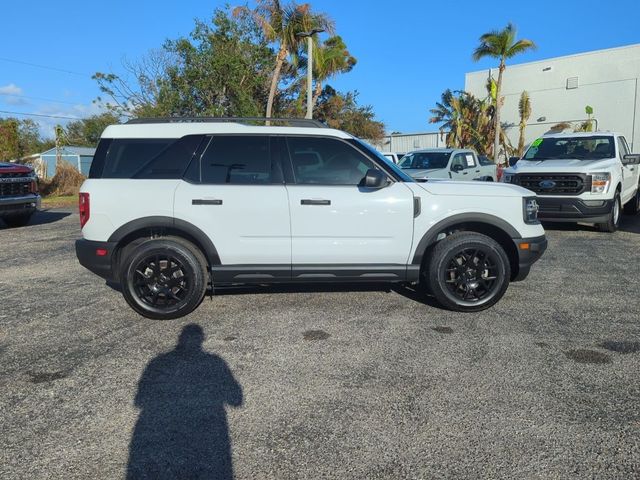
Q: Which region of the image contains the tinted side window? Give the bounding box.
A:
[133,135,204,179]
[617,137,630,159]
[200,136,271,184]
[451,153,466,169]
[287,136,376,185]
[88,138,112,178]
[99,139,173,178]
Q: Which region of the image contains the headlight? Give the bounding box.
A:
[502,173,514,183]
[523,197,539,224]
[590,173,611,194]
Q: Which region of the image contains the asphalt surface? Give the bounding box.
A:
[1,209,639,479]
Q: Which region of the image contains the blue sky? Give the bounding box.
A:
[1,0,639,137]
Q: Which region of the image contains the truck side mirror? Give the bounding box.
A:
[623,154,640,165]
[361,169,387,189]
[508,157,520,167]
[451,164,464,172]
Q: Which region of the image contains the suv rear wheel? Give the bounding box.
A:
[120,236,208,320]
[425,232,511,312]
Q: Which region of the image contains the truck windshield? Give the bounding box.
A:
[399,152,450,170]
[524,136,615,161]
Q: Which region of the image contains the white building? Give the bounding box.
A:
[465,43,640,152]
[369,131,446,153]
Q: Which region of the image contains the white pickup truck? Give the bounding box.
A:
[502,131,640,232]
[398,148,497,181]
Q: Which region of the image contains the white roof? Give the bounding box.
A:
[102,122,352,139]
[541,131,621,138]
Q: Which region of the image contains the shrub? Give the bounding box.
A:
[39,161,86,197]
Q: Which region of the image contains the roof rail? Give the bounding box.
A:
[125,117,327,128]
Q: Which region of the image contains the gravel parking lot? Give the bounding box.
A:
[1,208,639,479]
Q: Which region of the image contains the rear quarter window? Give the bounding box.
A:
[89,138,173,178]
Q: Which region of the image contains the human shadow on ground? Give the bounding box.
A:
[126,324,243,480]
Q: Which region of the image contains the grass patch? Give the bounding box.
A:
[42,195,77,209]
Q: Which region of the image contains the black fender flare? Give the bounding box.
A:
[411,213,521,265]
[108,216,221,265]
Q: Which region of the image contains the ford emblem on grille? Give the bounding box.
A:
[539,180,556,189]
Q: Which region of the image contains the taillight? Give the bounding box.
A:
[79,193,90,228]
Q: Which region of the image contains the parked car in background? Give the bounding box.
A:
[502,131,640,232]
[382,152,404,164]
[398,148,497,181]
[0,162,40,227]
[75,117,546,319]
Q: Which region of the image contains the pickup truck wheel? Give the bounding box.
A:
[3,212,33,228]
[120,237,208,320]
[597,194,621,232]
[427,232,510,312]
[623,185,640,215]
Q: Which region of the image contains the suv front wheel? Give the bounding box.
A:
[120,237,208,320]
[425,232,511,312]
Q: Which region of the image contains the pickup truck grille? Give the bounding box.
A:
[0,173,32,197]
[515,174,590,195]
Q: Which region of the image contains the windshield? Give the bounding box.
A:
[524,136,615,161]
[349,139,414,182]
[399,152,450,170]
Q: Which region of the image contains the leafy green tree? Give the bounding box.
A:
[233,0,334,119]
[517,91,531,157]
[65,113,120,146]
[311,35,356,106]
[0,119,20,161]
[0,118,54,160]
[314,87,384,142]
[472,23,536,163]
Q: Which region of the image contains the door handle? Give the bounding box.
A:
[475,170,480,173]
[462,171,468,175]
[192,199,223,205]
[301,199,331,206]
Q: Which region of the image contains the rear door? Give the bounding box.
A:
[174,135,291,279]
[283,136,414,278]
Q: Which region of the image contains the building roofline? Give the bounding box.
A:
[465,42,640,77]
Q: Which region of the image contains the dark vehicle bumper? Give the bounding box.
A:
[0,194,40,217]
[537,197,613,223]
[512,235,548,282]
[75,239,118,281]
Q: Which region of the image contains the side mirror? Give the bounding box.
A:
[362,169,387,189]
[451,164,464,172]
[623,154,640,165]
[509,157,520,167]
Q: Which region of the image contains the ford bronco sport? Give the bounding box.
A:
[75,117,547,319]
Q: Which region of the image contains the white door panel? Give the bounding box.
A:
[174,183,291,265]
[287,183,415,264]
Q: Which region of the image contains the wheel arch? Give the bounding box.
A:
[412,213,521,280]
[108,216,220,277]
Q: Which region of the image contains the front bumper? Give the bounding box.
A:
[537,197,613,223]
[0,194,40,216]
[75,239,118,281]
[512,235,548,281]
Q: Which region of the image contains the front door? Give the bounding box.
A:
[284,136,414,280]
[174,135,291,281]
[450,152,476,180]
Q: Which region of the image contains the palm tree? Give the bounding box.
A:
[472,23,536,164]
[517,91,531,157]
[234,1,334,119]
[311,36,356,107]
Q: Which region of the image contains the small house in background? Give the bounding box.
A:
[37,146,96,178]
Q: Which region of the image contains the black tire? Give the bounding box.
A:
[3,212,33,228]
[120,236,208,320]
[425,232,511,312]
[597,193,621,232]
[623,184,640,215]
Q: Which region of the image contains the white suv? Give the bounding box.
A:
[75,118,547,319]
[502,131,640,232]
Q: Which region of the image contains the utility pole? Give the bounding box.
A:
[296,28,325,120]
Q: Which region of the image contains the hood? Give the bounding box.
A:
[0,162,33,174]
[403,168,449,179]
[417,179,533,197]
[507,157,615,174]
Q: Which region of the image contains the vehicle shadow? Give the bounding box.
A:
[619,215,640,234]
[0,209,71,229]
[541,215,640,234]
[126,324,243,480]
